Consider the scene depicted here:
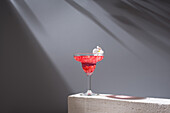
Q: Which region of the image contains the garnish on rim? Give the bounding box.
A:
[92,46,104,56]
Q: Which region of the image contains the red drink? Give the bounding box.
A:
[74,55,104,76]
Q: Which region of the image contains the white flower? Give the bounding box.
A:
[92,46,104,56]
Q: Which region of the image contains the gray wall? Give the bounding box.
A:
[1,0,170,113]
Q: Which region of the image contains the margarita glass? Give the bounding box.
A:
[74,53,104,96]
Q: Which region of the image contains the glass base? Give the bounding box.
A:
[80,90,98,96]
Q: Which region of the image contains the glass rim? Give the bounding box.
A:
[74,53,104,56]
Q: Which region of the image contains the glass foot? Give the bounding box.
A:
[86,90,93,96]
[79,90,98,96]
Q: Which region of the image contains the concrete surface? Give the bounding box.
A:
[68,94,170,113]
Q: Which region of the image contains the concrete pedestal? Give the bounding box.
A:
[68,94,170,113]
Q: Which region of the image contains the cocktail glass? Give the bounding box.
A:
[74,53,104,96]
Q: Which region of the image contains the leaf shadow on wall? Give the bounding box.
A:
[95,0,170,55]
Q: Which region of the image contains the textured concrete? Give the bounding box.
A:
[68,94,170,113]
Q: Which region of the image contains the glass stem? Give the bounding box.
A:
[88,75,91,91]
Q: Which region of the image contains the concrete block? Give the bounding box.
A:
[68,94,170,113]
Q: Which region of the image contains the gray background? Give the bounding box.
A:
[1,0,170,113]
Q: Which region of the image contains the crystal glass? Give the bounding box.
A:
[74,53,104,96]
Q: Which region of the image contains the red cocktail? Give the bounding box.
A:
[74,55,104,75]
[74,53,104,96]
